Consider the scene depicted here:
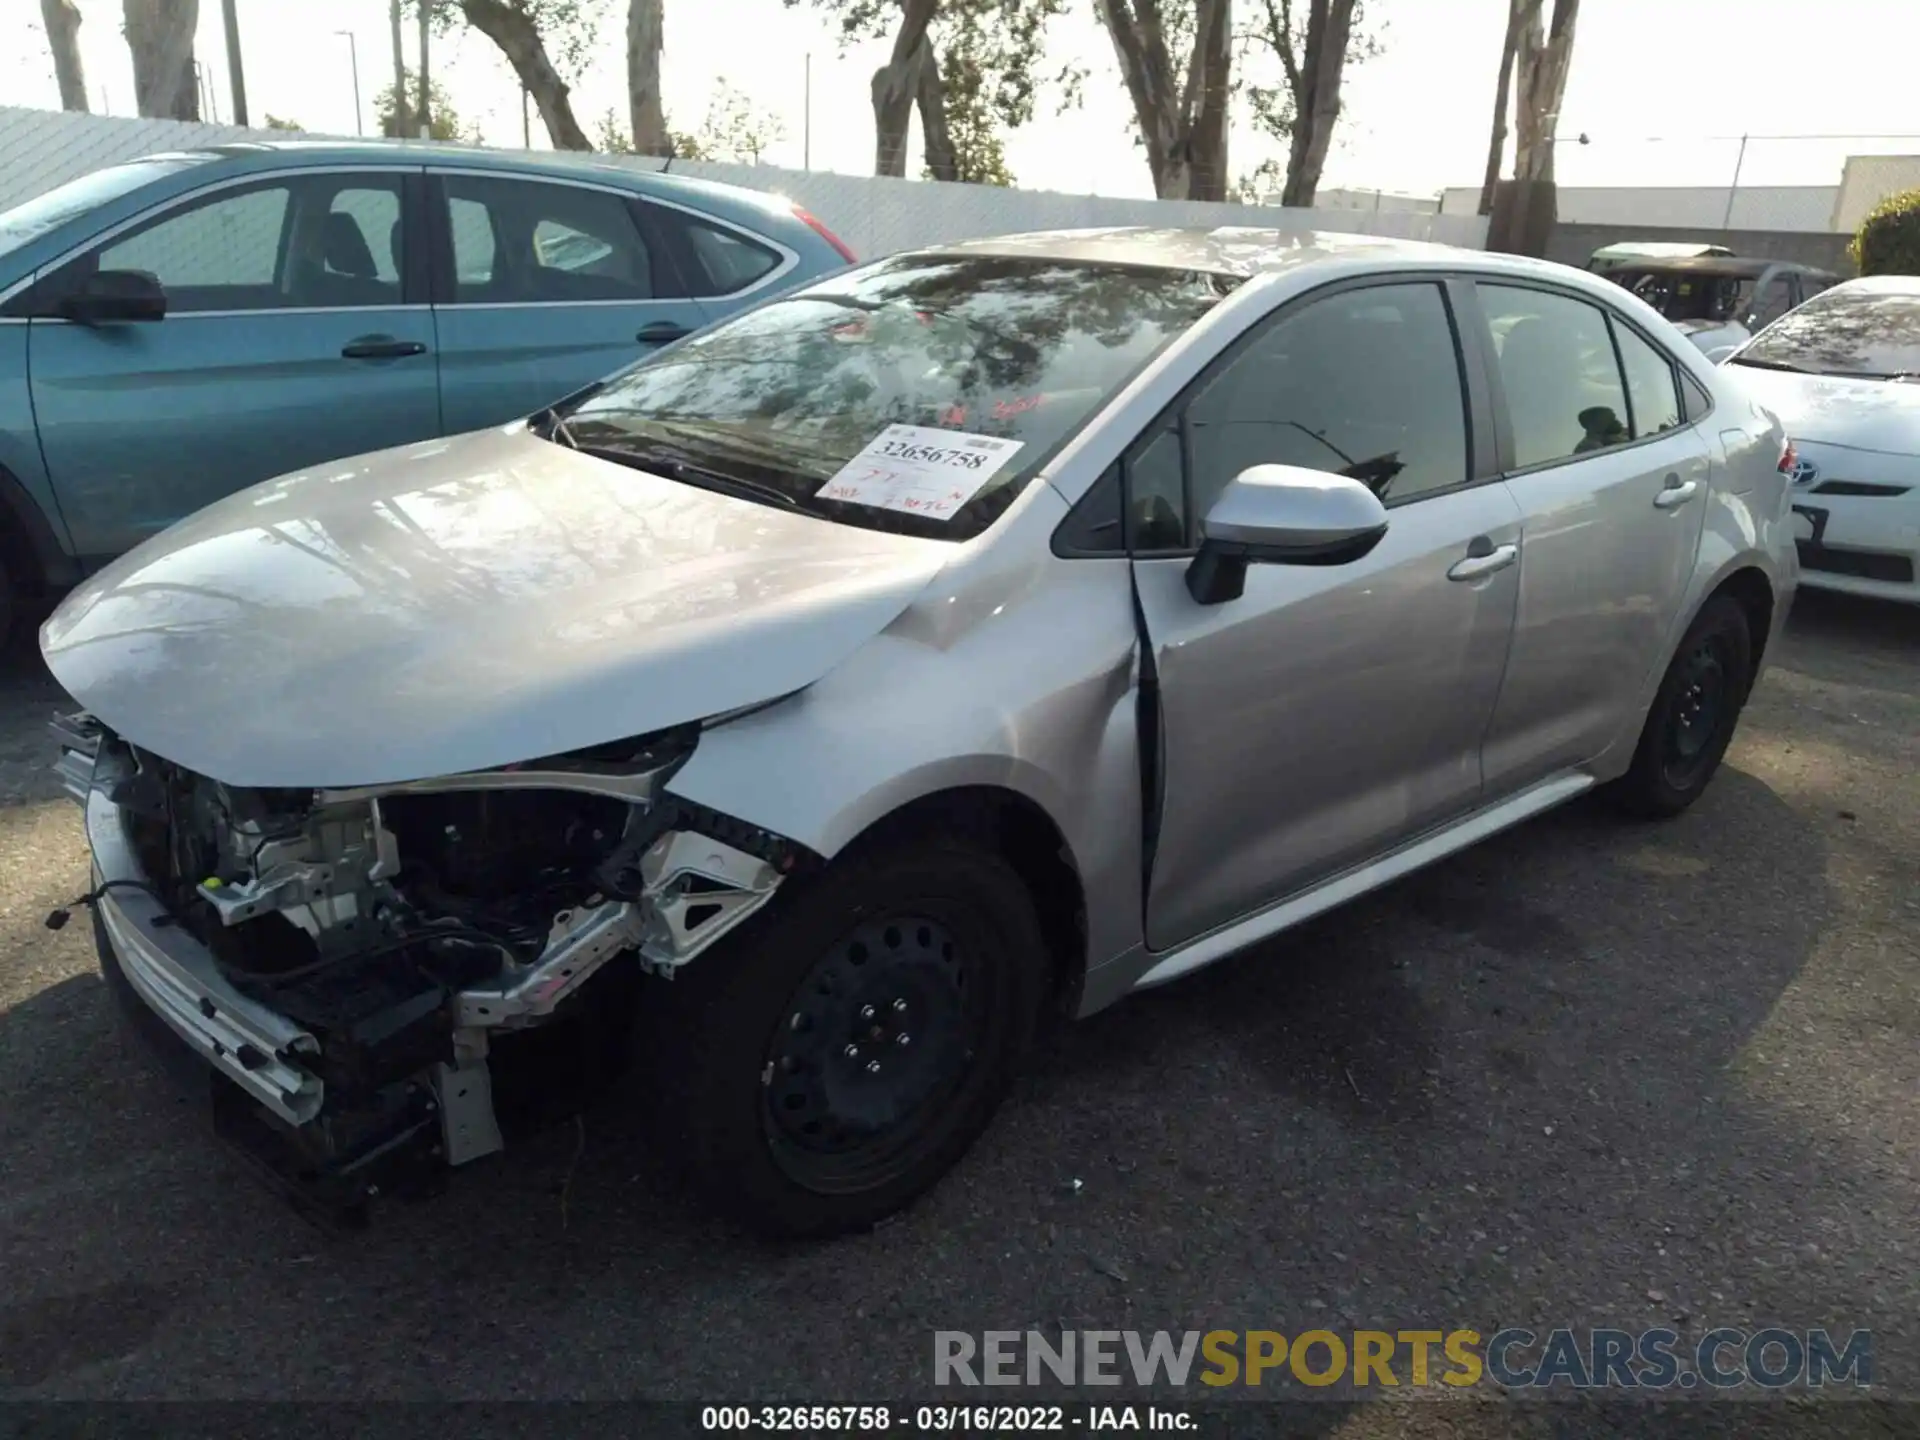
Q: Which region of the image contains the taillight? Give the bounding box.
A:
[791,204,857,264]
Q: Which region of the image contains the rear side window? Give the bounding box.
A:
[1612,322,1683,437]
[1183,281,1470,522]
[439,174,665,304]
[656,209,782,297]
[1481,283,1632,468]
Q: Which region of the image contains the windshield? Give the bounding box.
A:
[0,156,211,261]
[1732,286,1920,378]
[554,253,1239,540]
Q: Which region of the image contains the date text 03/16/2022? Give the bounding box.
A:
[699,1405,1192,1431]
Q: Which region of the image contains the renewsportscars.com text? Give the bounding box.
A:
[933,1328,1872,1391]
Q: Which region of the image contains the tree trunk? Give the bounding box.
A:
[1096,0,1232,201]
[123,0,200,120]
[871,0,940,178]
[390,0,408,135]
[1510,0,1579,184]
[1478,0,1521,214]
[626,0,669,155]
[1278,0,1355,207]
[42,0,89,112]
[1183,0,1232,201]
[458,0,592,150]
[916,36,958,181]
[417,0,432,137]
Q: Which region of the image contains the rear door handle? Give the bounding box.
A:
[1447,541,1518,582]
[342,336,428,359]
[1654,474,1700,509]
[637,321,690,344]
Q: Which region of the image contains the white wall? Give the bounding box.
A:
[1439,183,1841,234]
[0,104,1489,257]
[1833,155,1920,234]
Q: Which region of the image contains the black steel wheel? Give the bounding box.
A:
[1612,595,1754,818]
[646,835,1048,1238]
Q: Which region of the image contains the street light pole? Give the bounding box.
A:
[335,31,363,136]
[1722,133,1750,230]
[804,53,812,171]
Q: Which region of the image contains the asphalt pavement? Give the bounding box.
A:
[1,589,1916,1434]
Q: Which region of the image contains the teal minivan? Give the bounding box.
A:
[0,141,857,641]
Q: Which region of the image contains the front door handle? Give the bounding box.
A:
[1654,474,1700,509]
[1447,541,1518,582]
[637,321,690,344]
[342,335,428,359]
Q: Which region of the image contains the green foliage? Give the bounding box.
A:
[1238,0,1385,154]
[376,70,479,142]
[1852,188,1920,276]
[263,114,304,132]
[414,0,614,79]
[597,85,786,165]
[792,0,1078,185]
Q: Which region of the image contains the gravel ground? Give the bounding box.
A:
[0,589,1915,1434]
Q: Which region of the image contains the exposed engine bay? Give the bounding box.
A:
[55,711,806,1222]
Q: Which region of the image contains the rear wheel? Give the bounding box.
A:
[648,837,1047,1238]
[1610,596,1754,818]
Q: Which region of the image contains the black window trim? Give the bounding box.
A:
[1,164,429,319]
[1467,274,1712,481]
[1052,269,1497,561]
[422,165,798,309]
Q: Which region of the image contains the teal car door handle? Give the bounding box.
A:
[636,322,690,344]
[342,336,428,359]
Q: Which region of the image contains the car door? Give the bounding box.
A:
[25,168,438,562]
[426,170,720,434]
[1471,281,1713,793]
[1132,278,1523,951]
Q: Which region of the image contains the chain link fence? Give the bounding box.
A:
[0,106,1490,259]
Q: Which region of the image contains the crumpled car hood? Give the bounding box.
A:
[42,425,955,788]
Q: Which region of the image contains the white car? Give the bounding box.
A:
[1724,275,1920,604]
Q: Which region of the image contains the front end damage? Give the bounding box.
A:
[53,710,805,1221]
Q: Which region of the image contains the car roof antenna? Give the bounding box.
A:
[661,137,675,174]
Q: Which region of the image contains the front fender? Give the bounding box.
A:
[665,554,1149,977]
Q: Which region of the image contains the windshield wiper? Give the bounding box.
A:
[1726,356,1812,373]
[570,439,803,510]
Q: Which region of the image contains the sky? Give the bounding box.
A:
[8,0,1920,202]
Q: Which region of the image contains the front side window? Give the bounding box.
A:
[552,254,1237,541]
[61,172,408,313]
[1481,283,1632,468]
[1183,281,1470,523]
[1732,284,1920,378]
[440,175,661,303]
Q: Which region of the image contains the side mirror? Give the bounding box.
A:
[1186,464,1389,605]
[58,269,167,325]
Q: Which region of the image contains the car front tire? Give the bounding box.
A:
[1611,595,1754,818]
[646,835,1048,1239]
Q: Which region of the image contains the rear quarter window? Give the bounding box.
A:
[676,216,782,297]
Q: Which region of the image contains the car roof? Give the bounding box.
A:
[1610,255,1837,280]
[1592,241,1735,259]
[1824,273,1920,297]
[913,226,1472,279]
[134,140,800,218]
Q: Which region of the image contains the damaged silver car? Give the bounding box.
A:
[44,228,1798,1237]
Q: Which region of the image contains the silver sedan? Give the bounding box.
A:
[43,227,1799,1237]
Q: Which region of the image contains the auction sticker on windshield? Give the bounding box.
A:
[818,424,1025,521]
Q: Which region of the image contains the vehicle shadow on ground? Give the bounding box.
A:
[0,751,1867,1402]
